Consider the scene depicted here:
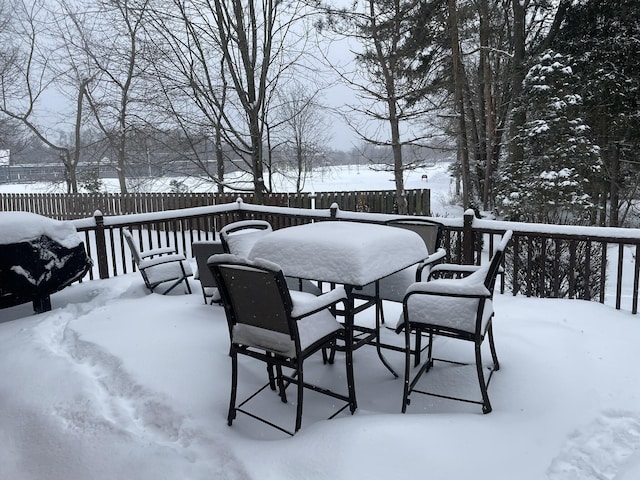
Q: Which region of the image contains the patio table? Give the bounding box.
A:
[247,220,429,406]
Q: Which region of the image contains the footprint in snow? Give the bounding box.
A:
[547,411,640,480]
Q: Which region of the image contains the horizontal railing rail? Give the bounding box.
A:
[67,200,640,314]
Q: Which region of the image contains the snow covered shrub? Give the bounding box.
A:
[505,236,604,301]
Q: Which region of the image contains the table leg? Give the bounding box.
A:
[374,281,399,378]
[344,286,358,412]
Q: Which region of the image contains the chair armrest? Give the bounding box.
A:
[139,253,187,269]
[424,248,446,265]
[427,263,482,280]
[291,286,347,319]
[406,279,491,298]
[416,248,447,281]
[140,246,177,258]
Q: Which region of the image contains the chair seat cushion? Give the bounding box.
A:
[402,266,493,334]
[144,260,193,287]
[404,295,493,334]
[233,290,343,358]
[138,253,190,269]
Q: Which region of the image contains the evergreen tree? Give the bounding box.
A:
[497,50,602,224]
[552,0,640,226]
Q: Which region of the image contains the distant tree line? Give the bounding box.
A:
[0,0,638,224]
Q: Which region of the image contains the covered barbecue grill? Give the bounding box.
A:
[0,212,92,313]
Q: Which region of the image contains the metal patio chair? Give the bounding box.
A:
[208,253,356,435]
[219,220,273,258]
[221,219,322,295]
[357,218,447,366]
[375,218,447,307]
[122,228,193,295]
[397,230,513,414]
[192,240,225,304]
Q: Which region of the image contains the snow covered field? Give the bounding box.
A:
[0,162,464,217]
[1,164,640,480]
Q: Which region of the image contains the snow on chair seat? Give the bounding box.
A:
[122,228,193,295]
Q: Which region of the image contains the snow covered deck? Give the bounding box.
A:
[1,272,639,479]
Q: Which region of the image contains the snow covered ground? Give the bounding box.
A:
[1,274,640,480]
[1,164,640,479]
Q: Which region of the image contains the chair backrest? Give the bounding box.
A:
[122,228,142,265]
[192,241,225,287]
[219,220,273,257]
[208,254,294,339]
[386,218,443,254]
[484,230,513,292]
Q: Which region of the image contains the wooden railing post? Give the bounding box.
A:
[93,210,110,279]
[236,197,247,221]
[463,208,475,265]
[330,203,339,218]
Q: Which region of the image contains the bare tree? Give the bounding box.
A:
[0,0,87,193]
[145,0,231,192]
[273,83,331,192]
[57,0,153,194]
[146,0,317,201]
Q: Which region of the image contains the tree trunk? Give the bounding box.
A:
[390,114,407,214]
[250,112,265,203]
[448,0,470,208]
[609,142,620,226]
[70,79,90,195]
[509,0,526,170]
[215,123,225,194]
[479,0,495,211]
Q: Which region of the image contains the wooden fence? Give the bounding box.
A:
[0,189,430,219]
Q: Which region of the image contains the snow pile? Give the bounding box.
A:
[248,221,428,286]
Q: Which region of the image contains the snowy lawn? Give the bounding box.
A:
[1,271,640,480]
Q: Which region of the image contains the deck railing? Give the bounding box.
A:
[69,200,640,314]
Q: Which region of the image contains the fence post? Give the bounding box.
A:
[463,208,475,265]
[93,210,110,279]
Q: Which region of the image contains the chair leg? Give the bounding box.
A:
[402,326,412,413]
[294,363,304,432]
[414,332,422,367]
[475,341,492,414]
[267,363,276,391]
[179,262,192,294]
[487,323,500,371]
[276,365,288,403]
[228,351,238,425]
[426,332,434,370]
[345,345,357,415]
